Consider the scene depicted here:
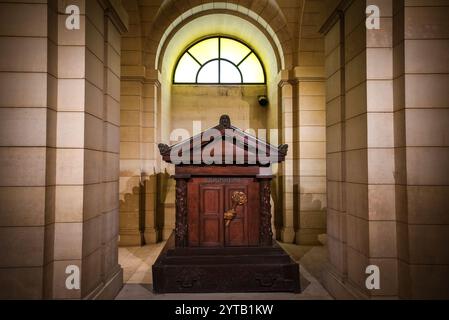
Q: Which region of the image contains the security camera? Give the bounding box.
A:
[258,95,269,107]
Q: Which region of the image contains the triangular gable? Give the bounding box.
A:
[158,115,288,166]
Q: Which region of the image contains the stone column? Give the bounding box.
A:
[118,75,160,246]
[142,78,160,244]
[50,0,126,300]
[119,10,160,246]
[322,0,399,299]
[278,80,295,243]
[279,65,327,247]
[119,77,143,246]
[364,0,398,298]
[393,0,449,299]
[47,0,88,299]
[0,0,53,299]
[296,77,327,245]
[118,0,145,246]
[101,9,124,294]
[321,10,349,297]
[0,0,128,299]
[294,0,328,245]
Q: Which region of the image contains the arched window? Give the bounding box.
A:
[173,36,266,84]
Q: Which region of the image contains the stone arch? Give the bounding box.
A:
[140,0,295,71]
[160,14,281,83]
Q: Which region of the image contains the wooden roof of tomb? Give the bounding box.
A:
[157,115,288,166]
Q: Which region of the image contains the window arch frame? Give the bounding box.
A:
[172,36,267,85]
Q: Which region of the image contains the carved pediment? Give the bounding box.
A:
[158,115,288,166]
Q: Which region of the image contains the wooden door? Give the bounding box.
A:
[224,184,248,246]
[199,184,223,247]
[187,177,259,247]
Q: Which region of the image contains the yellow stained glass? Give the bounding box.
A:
[188,38,218,64]
[197,60,219,83]
[238,53,265,83]
[174,53,201,83]
[221,38,250,65]
[220,60,242,83]
[173,37,265,84]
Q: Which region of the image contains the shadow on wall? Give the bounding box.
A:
[119,170,171,245]
[273,178,327,243]
[299,186,327,211]
[297,186,327,244]
[156,170,171,236]
[119,171,326,245]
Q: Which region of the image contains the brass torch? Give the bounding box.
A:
[224,191,247,227]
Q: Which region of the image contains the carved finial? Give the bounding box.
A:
[219,115,231,129]
[158,143,170,156]
[278,144,288,157]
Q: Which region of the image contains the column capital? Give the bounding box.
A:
[101,0,129,34]
[292,66,325,82]
[318,0,350,35]
[278,68,325,87]
[121,66,161,87]
[277,69,295,87]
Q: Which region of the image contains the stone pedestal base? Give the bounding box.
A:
[118,231,143,246]
[280,227,295,243]
[322,264,368,300]
[295,229,326,245]
[144,229,159,244]
[92,267,124,300]
[152,234,300,293]
[81,267,123,300]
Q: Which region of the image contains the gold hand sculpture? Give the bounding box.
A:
[224,191,247,227]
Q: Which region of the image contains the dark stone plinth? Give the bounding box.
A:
[152,234,301,293]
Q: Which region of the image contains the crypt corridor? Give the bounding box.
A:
[0,0,448,300]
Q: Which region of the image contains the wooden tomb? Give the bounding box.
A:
[152,115,300,293]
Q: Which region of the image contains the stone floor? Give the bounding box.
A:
[115,241,333,300]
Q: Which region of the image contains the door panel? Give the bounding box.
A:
[202,219,221,244]
[224,185,248,246]
[199,185,223,247]
[187,177,260,247]
[247,180,260,246]
[203,189,220,213]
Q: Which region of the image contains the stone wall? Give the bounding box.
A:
[0,0,127,300]
[119,0,160,246]
[393,0,449,299]
[171,85,267,133]
[296,0,327,245]
[0,0,51,300]
[321,0,449,299]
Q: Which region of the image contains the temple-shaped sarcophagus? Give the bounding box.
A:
[152,115,300,293]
